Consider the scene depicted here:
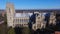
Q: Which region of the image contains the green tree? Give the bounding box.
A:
[22,27,31,34]
[8,27,15,34]
[0,13,7,34]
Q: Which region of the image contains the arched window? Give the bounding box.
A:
[9,8,11,13]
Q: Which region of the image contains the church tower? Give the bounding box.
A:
[6,3,15,27]
[49,12,56,25]
[32,12,46,30]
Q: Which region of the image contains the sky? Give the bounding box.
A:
[0,0,60,9]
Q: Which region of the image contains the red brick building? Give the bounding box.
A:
[55,31,60,34]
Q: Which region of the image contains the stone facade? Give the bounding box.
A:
[6,3,56,30]
[6,3,15,27]
[6,3,29,28]
[49,12,56,25]
[32,12,46,30]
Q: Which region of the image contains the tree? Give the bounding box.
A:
[8,27,15,34]
[22,27,31,34]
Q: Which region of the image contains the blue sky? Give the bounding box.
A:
[0,0,60,9]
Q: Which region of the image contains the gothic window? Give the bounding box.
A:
[25,19,27,23]
[38,17,40,19]
[13,19,15,23]
[34,26,36,29]
[20,19,22,23]
[16,19,17,23]
[21,24,23,27]
[22,19,23,23]
[9,8,11,13]
[17,19,19,23]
